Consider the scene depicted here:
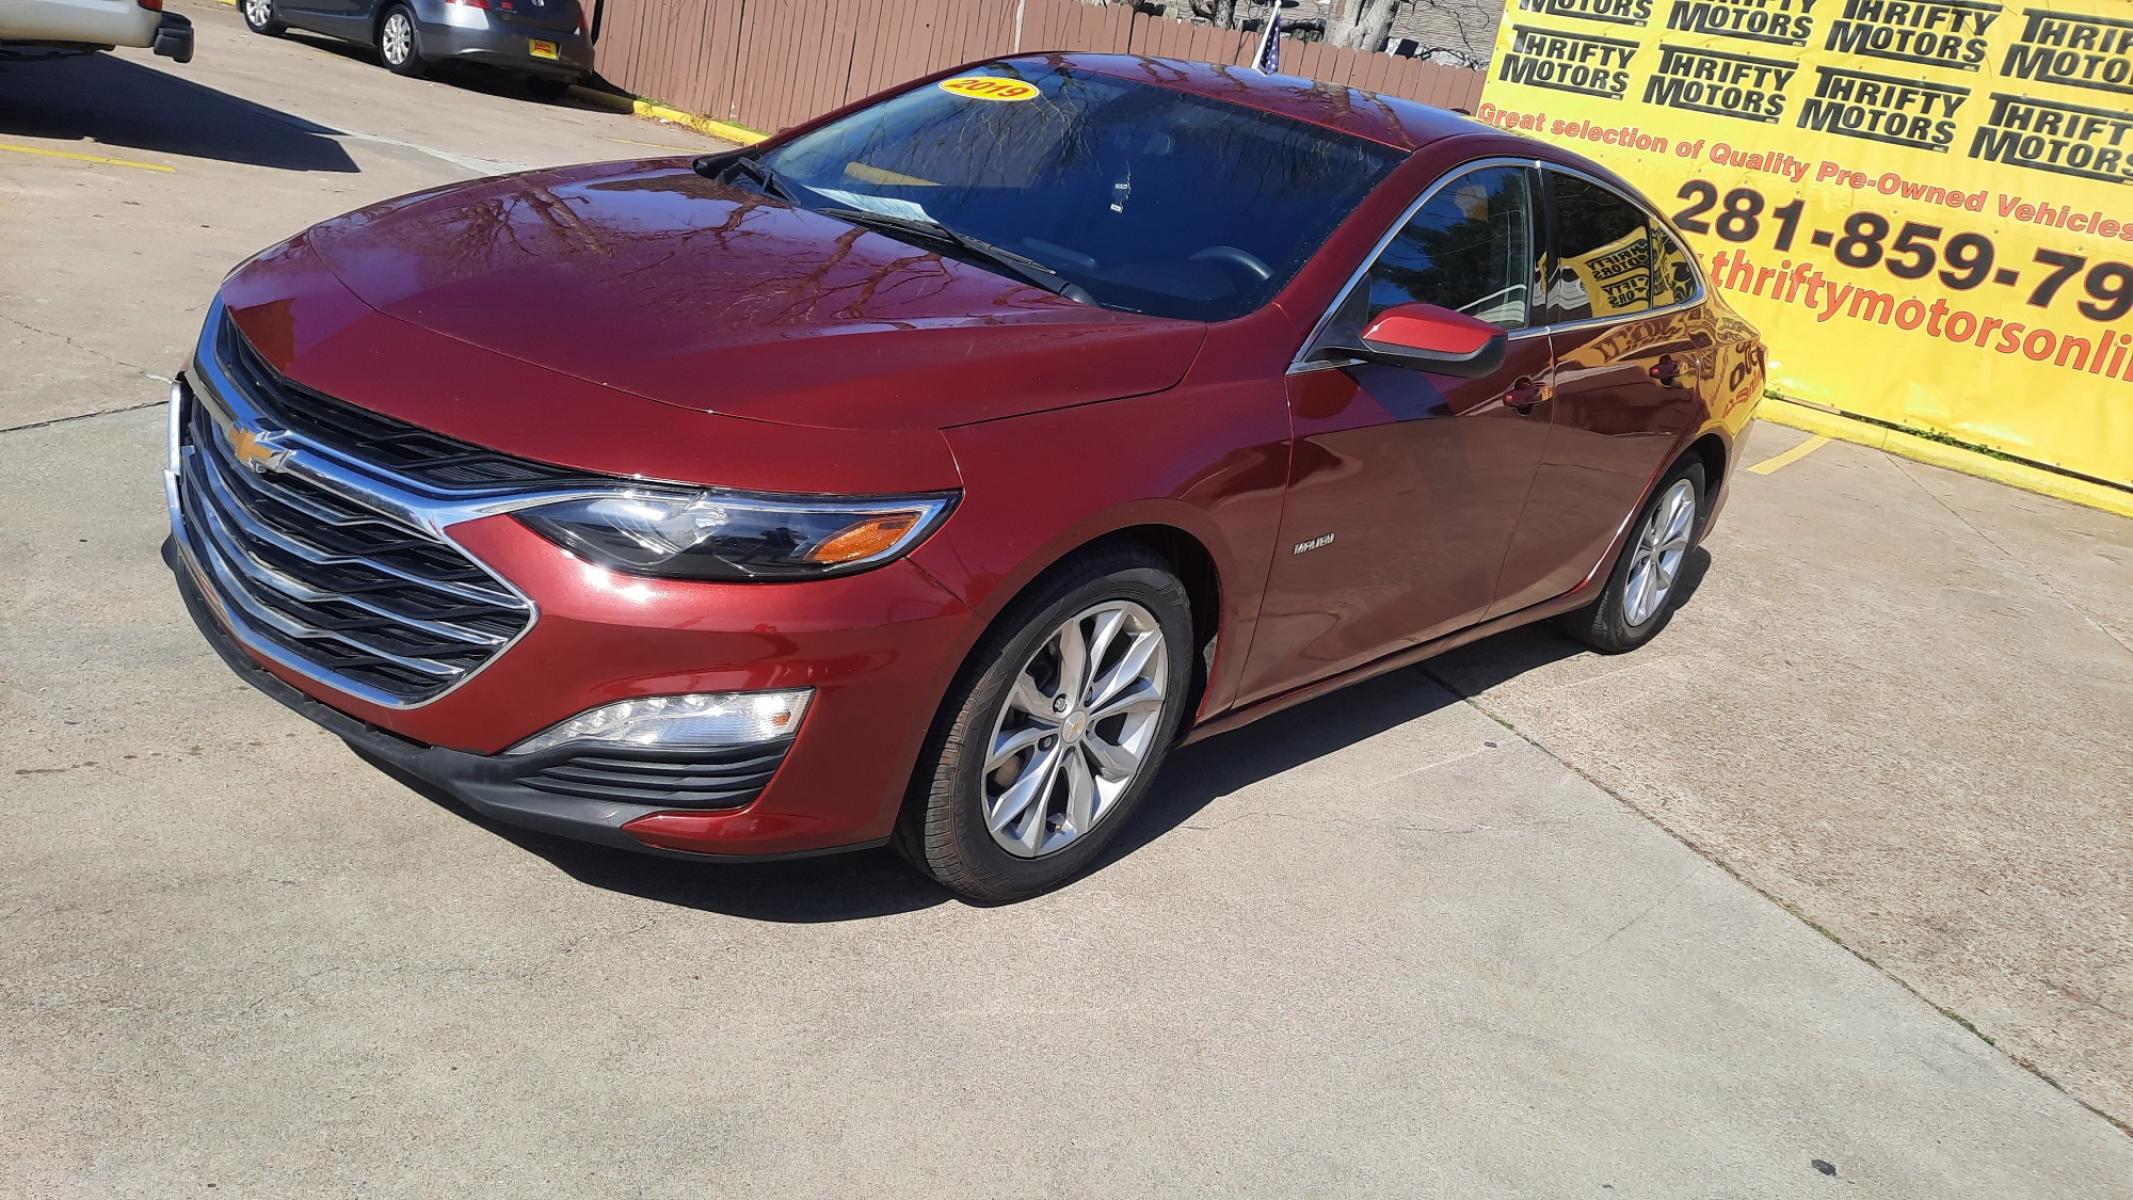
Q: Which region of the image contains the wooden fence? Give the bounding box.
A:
[590,0,1486,137]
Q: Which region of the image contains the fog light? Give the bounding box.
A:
[505,690,811,756]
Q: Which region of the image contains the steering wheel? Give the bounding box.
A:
[1189,245,1272,281]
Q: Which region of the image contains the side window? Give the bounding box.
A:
[1546,173,1655,322]
[1649,222,1698,308]
[1325,166,1538,344]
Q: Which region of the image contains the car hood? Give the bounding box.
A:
[297,160,1207,432]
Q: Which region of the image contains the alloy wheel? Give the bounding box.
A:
[381,12,413,65]
[1623,478,1696,627]
[982,600,1169,859]
[242,0,273,28]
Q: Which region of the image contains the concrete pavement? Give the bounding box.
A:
[1433,422,2133,1127]
[1,0,727,431]
[4,6,2130,1195]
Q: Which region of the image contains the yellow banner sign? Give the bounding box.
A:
[1479,0,2133,488]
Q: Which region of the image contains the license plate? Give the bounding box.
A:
[529,39,559,60]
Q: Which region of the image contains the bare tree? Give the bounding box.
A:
[1186,0,1247,26]
[1391,0,1498,64]
[1324,0,1399,50]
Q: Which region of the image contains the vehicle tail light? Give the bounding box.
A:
[444,0,491,7]
[137,0,163,10]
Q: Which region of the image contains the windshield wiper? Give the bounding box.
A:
[694,152,800,204]
[813,206,1095,305]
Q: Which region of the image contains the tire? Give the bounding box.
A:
[377,5,423,76]
[240,0,285,35]
[896,545,1195,903]
[1562,457,1707,654]
[524,75,573,102]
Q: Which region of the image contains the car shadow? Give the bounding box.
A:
[1426,547,1713,695]
[0,51,357,172]
[352,750,952,923]
[280,29,391,69]
[372,550,1711,922]
[372,669,1480,923]
[1092,667,1474,872]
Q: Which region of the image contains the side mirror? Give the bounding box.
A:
[1332,302,1508,378]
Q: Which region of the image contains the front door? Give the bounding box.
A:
[1240,163,1553,704]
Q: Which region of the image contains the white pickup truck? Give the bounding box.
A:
[0,0,194,61]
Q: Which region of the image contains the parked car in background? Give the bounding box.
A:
[0,0,192,61]
[239,0,587,98]
[162,54,1763,902]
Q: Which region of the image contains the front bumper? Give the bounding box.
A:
[166,537,838,857]
[165,533,924,860]
[162,316,978,858]
[419,17,591,79]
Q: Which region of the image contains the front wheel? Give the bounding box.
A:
[1562,457,1706,654]
[378,5,423,76]
[241,0,285,35]
[897,546,1194,903]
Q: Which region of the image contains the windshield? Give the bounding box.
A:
[755,60,1404,322]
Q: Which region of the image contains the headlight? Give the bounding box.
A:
[506,690,812,756]
[517,489,955,581]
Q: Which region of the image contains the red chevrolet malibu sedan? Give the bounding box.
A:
[163,53,1762,901]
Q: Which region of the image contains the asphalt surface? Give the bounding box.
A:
[5,6,2131,1196]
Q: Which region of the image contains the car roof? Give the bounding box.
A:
[1016,51,1482,154]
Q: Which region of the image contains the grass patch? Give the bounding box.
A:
[1937,1006,1998,1048]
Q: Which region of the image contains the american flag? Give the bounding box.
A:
[1251,6,1282,74]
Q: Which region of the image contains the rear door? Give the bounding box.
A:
[1490,168,1711,616]
[1239,162,1553,703]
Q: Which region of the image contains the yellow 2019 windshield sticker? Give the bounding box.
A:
[938,76,1039,102]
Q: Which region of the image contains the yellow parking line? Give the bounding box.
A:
[0,142,175,172]
[608,136,710,153]
[1748,434,1831,475]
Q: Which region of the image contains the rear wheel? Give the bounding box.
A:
[897,546,1193,903]
[378,5,423,76]
[241,0,285,35]
[1563,458,1706,654]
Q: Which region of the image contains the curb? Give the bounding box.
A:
[1758,396,2133,519]
[570,87,763,146]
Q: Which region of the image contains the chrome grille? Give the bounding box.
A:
[171,362,536,707]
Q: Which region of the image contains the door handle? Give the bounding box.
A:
[1504,377,1546,413]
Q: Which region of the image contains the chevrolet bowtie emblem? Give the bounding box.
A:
[229,425,291,474]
